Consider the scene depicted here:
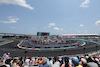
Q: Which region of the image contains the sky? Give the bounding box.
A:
[0,0,100,35]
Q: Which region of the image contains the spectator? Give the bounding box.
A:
[0,58,5,65]
[2,52,7,62]
[47,58,53,67]
[5,59,11,67]
[72,57,83,67]
[39,59,49,67]
[24,57,30,67]
[6,53,10,60]
[77,56,82,66]
[15,63,20,67]
[0,65,7,67]
[33,57,38,66]
[29,57,33,66]
[81,58,88,67]
[1,52,100,67]
[38,58,43,65]
[61,57,72,67]
[52,57,60,67]
[18,61,23,67]
[87,57,99,67]
[11,59,18,67]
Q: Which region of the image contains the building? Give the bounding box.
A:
[62,34,100,41]
[37,32,50,40]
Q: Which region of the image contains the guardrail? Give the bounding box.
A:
[17,40,76,50]
[78,39,100,45]
[66,39,100,57]
[17,40,23,48]
[17,40,40,50]
[17,40,23,46]
[62,49,100,58]
[27,40,78,48]
[0,40,14,46]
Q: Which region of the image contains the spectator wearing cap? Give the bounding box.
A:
[81,58,88,67]
[72,57,83,67]
[29,57,33,66]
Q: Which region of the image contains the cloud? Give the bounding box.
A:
[43,27,46,29]
[60,28,63,30]
[49,23,55,26]
[33,27,35,30]
[54,27,64,31]
[54,27,60,30]
[48,26,51,27]
[80,24,84,27]
[10,27,16,29]
[0,0,33,10]
[48,23,64,31]
[84,30,88,33]
[76,30,88,33]
[0,16,19,23]
[80,0,90,7]
[95,21,100,25]
[76,30,81,33]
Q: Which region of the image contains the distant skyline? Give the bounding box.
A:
[0,0,100,35]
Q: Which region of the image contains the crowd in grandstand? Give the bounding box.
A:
[0,52,100,67]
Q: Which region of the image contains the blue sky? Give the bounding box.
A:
[0,0,100,35]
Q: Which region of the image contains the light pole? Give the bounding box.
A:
[96,46,98,52]
[13,49,15,59]
[83,47,85,54]
[24,50,27,58]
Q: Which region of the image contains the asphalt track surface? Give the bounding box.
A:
[0,40,100,57]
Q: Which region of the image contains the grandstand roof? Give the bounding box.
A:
[62,34,98,36]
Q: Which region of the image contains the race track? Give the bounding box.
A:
[0,40,100,57]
